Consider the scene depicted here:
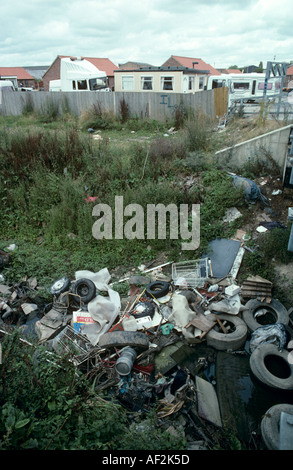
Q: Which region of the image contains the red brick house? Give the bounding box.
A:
[42,55,118,91]
[0,67,35,89]
[162,55,221,76]
[285,65,293,87]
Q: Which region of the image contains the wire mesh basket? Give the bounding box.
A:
[53,325,100,368]
[172,258,210,288]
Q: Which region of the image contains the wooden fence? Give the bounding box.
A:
[0,88,228,121]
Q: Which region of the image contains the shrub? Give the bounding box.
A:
[80,103,120,130]
[0,126,92,181]
[38,97,60,122]
[184,110,215,152]
[22,93,35,114]
[119,97,129,123]
[173,102,189,129]
[258,226,293,264]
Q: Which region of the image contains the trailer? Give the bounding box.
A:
[49,57,110,92]
[206,73,281,108]
[0,80,15,92]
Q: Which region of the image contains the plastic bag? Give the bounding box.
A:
[232,175,268,204]
[249,323,287,353]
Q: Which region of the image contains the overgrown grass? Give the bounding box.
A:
[1,107,287,450]
[0,109,248,285]
[0,330,185,450]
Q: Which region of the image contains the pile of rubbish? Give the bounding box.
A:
[1,245,293,450]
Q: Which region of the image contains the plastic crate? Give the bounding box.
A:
[172,258,209,287]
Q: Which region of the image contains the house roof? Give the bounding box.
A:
[83,57,118,76]
[0,67,34,80]
[115,66,209,74]
[56,56,118,76]
[118,61,154,69]
[226,69,242,74]
[163,56,221,75]
[23,66,50,80]
[218,68,242,74]
[287,65,293,75]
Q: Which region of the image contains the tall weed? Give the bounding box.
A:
[184,110,215,152]
[0,126,93,181]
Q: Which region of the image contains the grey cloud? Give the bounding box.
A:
[0,0,292,69]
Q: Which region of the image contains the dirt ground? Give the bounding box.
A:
[234,174,293,307]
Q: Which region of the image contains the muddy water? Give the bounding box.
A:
[215,349,293,444]
[173,342,293,445]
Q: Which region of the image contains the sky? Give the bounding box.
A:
[1,0,293,70]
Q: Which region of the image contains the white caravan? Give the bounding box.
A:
[206,73,281,107]
[0,80,15,92]
[49,57,110,92]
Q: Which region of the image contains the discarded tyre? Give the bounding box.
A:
[242,298,289,332]
[50,277,71,296]
[261,404,293,450]
[72,278,96,304]
[206,313,248,351]
[249,343,293,390]
[145,281,170,298]
[131,301,155,318]
[98,331,149,350]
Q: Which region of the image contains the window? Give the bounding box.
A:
[233,82,250,90]
[188,76,195,90]
[160,76,174,91]
[122,76,134,91]
[72,81,76,90]
[258,82,272,90]
[212,79,226,89]
[141,76,153,90]
[77,80,87,90]
[199,76,205,90]
[89,77,108,90]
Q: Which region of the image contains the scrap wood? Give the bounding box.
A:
[244,275,272,285]
[241,275,272,298]
[216,317,227,334]
[156,400,185,418]
[185,313,217,339]
[114,261,174,284]
[109,288,146,332]
[229,246,245,280]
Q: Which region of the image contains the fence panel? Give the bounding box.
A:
[0,89,217,121]
[213,87,228,117]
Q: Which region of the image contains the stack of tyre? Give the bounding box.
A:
[241,298,293,450]
[241,298,293,391]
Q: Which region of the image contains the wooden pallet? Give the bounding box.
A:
[241,275,272,298]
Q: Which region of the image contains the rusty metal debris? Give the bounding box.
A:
[0,253,292,449]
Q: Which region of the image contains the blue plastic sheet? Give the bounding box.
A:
[232,175,267,203]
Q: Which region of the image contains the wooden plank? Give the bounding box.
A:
[216,317,227,334]
[185,313,216,332]
[214,86,228,117]
[185,313,217,339]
